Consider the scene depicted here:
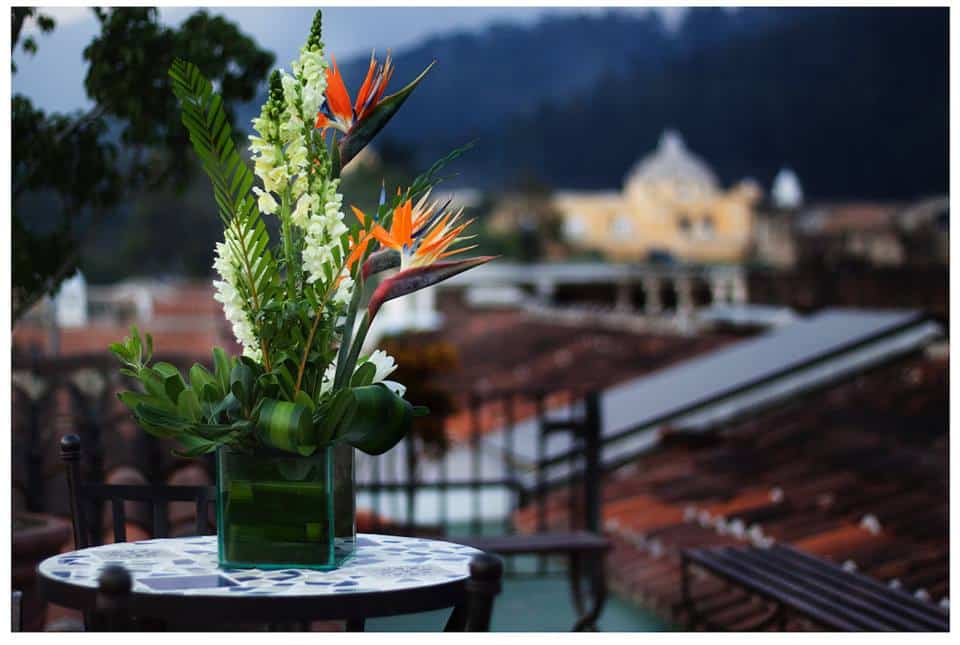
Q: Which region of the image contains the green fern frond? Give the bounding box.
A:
[169,58,278,366]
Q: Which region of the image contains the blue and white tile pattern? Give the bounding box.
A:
[38,534,480,596]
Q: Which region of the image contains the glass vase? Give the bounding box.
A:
[216,443,355,570]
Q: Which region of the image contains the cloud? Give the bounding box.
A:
[20,7,92,32]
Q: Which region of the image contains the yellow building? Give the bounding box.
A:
[554,131,760,264]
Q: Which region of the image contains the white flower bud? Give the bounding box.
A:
[253,187,278,215]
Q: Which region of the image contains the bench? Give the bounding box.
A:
[681,543,948,631]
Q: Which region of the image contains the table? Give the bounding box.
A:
[37,533,483,629]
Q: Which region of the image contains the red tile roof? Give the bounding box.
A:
[514,354,948,629]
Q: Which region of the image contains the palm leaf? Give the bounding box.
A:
[168,59,277,362]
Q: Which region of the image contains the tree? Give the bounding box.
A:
[11,7,274,322]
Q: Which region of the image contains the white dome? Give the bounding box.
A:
[625,130,719,195]
[771,167,803,210]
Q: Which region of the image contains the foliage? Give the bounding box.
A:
[113,11,492,458]
[12,8,274,321]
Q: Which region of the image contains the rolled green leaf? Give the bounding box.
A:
[338,384,413,455]
[256,398,318,456]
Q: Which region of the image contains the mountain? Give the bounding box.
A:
[441,7,949,200]
[239,7,946,200]
[335,8,794,156]
[241,10,785,149]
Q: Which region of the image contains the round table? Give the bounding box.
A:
[37,534,482,628]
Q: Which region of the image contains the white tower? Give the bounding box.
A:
[771,168,803,210]
[54,272,88,328]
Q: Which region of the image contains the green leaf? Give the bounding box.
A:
[153,362,187,402]
[338,384,413,456]
[189,363,218,396]
[210,391,241,420]
[333,277,366,390]
[177,388,203,422]
[338,61,436,168]
[317,388,356,445]
[294,389,315,411]
[230,361,257,412]
[351,361,376,388]
[108,341,130,363]
[171,434,222,458]
[256,398,317,456]
[212,347,232,393]
[329,133,341,178]
[117,390,175,416]
[138,367,174,405]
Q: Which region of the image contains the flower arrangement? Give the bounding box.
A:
[110,10,493,461]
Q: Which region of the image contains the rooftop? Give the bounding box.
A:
[514,352,948,629]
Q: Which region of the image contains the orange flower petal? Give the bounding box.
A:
[372,224,401,251]
[344,232,371,270]
[354,53,378,115]
[325,54,353,120]
[438,244,478,259]
[350,205,367,226]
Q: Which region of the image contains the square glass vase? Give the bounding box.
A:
[216,443,356,570]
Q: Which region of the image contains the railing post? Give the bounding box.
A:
[535,392,548,574]
[60,434,87,549]
[583,391,602,534]
[405,433,417,530]
[25,396,45,513]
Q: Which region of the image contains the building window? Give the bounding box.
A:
[678,216,692,235]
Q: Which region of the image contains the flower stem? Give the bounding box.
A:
[280,189,297,299]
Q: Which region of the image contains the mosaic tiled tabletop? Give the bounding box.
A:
[38,534,481,596]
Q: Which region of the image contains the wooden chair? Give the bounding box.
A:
[446,391,610,630]
[60,433,215,630]
[60,434,215,548]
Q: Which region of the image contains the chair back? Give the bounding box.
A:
[60,434,216,547]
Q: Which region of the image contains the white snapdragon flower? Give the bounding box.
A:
[301,178,348,285]
[291,46,328,123]
[291,192,317,228]
[332,274,354,305]
[253,187,278,215]
[285,141,309,173]
[212,233,262,362]
[251,116,277,141]
[266,166,287,194]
